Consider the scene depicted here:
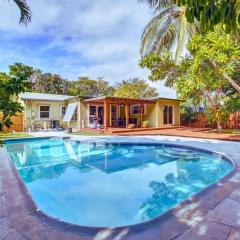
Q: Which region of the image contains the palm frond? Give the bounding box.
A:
[140,6,180,56]
[156,24,176,52]
[175,13,187,60]
[12,0,31,25]
[138,0,174,10]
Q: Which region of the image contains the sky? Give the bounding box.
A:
[0,0,176,98]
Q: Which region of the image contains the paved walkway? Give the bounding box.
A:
[116,127,240,141]
[1,134,240,239]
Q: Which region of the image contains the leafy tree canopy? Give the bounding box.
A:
[142,0,240,33]
[140,28,240,92]
[31,72,69,95]
[68,77,115,97]
[0,63,32,130]
[174,0,240,33]
[114,78,159,98]
[140,29,240,130]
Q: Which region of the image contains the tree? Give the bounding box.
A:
[68,77,115,97]
[114,78,159,98]
[31,72,69,95]
[140,0,199,59]
[11,0,31,25]
[0,63,32,131]
[140,29,240,131]
[173,0,240,33]
[140,28,240,93]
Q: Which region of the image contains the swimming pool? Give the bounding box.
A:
[4,137,233,227]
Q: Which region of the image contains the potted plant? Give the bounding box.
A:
[128,123,135,129]
[142,120,150,128]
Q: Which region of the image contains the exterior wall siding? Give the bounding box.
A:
[23,100,67,130]
[145,104,158,127]
[80,102,88,129]
[20,97,181,131]
[157,99,180,127]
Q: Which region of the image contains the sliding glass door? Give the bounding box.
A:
[163,106,173,125]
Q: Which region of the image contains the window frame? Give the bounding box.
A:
[130,104,147,115]
[39,105,51,120]
[163,105,174,125]
[60,106,67,117]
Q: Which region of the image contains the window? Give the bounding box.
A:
[89,106,97,116]
[130,104,147,115]
[89,105,97,124]
[131,105,141,114]
[39,105,50,119]
[60,106,67,117]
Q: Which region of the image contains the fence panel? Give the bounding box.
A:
[182,112,240,129]
[0,113,24,132]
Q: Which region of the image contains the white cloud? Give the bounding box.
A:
[0,0,176,98]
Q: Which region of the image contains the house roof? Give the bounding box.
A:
[19,92,183,103]
[149,97,184,102]
[20,92,74,102]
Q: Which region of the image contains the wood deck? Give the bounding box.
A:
[80,126,181,134]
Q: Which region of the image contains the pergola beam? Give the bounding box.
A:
[104,100,110,131]
[140,104,144,127]
[125,104,129,128]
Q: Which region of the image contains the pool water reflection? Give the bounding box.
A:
[4,138,233,227]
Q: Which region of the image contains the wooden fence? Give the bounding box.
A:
[182,112,240,129]
[0,113,24,133]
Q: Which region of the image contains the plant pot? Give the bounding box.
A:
[128,124,135,129]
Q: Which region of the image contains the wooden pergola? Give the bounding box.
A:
[84,96,156,130]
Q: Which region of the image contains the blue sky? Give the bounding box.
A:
[0,0,176,97]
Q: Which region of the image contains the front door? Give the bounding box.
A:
[163,106,173,125]
[88,105,104,128]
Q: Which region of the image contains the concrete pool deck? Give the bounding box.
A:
[1,134,240,239]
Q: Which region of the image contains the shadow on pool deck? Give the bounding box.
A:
[1,136,240,239]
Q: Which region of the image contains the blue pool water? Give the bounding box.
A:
[4,138,233,227]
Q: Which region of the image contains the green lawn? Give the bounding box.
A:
[208,129,240,134]
[70,131,105,136]
[0,132,32,140]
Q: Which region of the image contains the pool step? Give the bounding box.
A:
[163,148,200,158]
[157,150,200,161]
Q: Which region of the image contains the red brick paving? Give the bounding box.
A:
[116,127,240,141]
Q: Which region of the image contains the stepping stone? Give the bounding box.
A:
[207,198,240,228]
[228,228,240,240]
[176,221,230,240]
[4,230,27,240]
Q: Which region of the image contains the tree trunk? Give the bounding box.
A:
[222,73,240,93]
[216,120,223,133]
[211,61,240,93]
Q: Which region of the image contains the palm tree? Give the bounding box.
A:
[11,0,31,25]
[140,0,198,60]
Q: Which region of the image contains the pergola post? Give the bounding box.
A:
[125,104,129,128]
[104,100,109,131]
[140,104,144,127]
